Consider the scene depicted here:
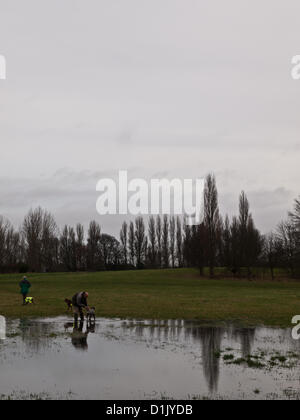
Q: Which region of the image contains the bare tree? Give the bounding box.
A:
[87,221,102,270]
[100,234,121,267]
[128,221,135,266]
[263,233,280,280]
[59,225,72,271]
[203,174,220,277]
[23,207,56,272]
[277,220,297,277]
[5,227,20,268]
[60,226,76,271]
[289,196,300,273]
[221,215,231,272]
[183,216,192,266]
[197,222,207,276]
[120,221,128,265]
[148,216,156,267]
[162,215,169,268]
[41,210,58,271]
[68,227,77,271]
[156,215,162,268]
[229,216,240,275]
[22,208,43,271]
[176,216,183,267]
[134,217,147,268]
[76,223,85,271]
[169,216,176,268]
[245,215,262,277]
[238,191,250,273]
[289,196,300,227]
[0,216,9,270]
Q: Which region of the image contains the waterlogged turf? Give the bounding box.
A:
[0,317,300,400]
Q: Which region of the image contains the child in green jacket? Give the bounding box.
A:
[19,276,31,305]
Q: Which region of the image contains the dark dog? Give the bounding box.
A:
[64,298,73,311]
[86,307,96,323]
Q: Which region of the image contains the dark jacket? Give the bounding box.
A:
[19,278,31,295]
[72,292,88,308]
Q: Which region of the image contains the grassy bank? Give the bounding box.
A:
[0,268,299,326]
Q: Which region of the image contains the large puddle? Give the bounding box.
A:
[0,317,300,399]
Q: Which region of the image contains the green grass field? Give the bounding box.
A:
[1,268,300,326]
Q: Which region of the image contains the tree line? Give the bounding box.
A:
[0,174,299,278]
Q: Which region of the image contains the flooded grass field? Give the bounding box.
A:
[0,317,300,400]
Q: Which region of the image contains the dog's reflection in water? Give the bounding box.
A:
[86,320,96,333]
[64,320,96,351]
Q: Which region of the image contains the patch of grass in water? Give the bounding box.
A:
[231,357,246,365]
[223,354,234,361]
[287,351,300,359]
[247,354,261,360]
[271,355,287,363]
[246,358,265,369]
[225,354,265,368]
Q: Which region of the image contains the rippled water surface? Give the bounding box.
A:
[0,317,300,399]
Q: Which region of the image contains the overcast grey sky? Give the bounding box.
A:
[0,0,299,236]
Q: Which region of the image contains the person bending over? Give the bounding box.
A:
[72,291,89,323]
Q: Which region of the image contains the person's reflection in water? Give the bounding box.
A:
[71,319,89,351]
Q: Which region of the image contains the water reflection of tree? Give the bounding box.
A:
[198,327,223,393]
[231,328,255,357]
[119,320,261,394]
[18,319,56,352]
